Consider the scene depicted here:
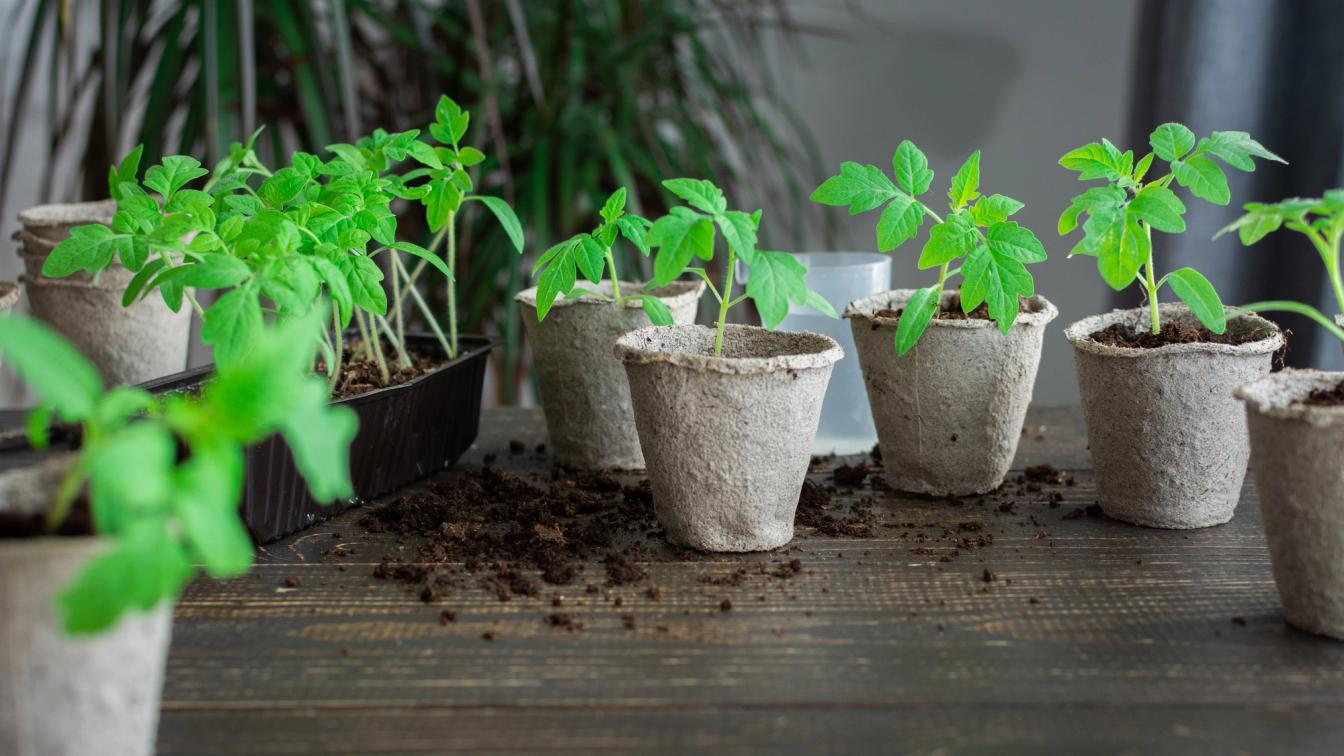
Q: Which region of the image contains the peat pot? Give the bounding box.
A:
[0,456,171,756]
[845,289,1058,496]
[1236,370,1344,639]
[516,280,704,469]
[0,280,20,313]
[615,324,842,552]
[139,334,493,542]
[1066,304,1283,529]
[15,201,190,385]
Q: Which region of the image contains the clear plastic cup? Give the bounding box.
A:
[781,252,891,455]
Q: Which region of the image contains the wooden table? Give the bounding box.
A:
[156,407,1344,754]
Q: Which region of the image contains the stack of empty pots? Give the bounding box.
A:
[15,201,191,385]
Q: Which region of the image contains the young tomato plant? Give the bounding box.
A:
[644,178,836,356]
[530,187,671,323]
[0,310,356,634]
[1217,189,1344,340]
[1058,123,1284,334]
[43,94,523,390]
[811,141,1047,354]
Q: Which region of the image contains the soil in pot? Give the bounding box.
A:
[1236,369,1344,639]
[516,280,704,470]
[318,338,448,400]
[1066,304,1283,529]
[845,289,1058,497]
[614,324,843,552]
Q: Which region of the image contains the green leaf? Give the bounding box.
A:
[810,161,898,215]
[717,210,759,265]
[534,252,576,321]
[615,216,651,256]
[279,379,357,503]
[985,221,1047,263]
[405,141,443,169]
[663,178,726,215]
[648,207,714,286]
[473,195,525,252]
[257,167,309,207]
[1133,152,1155,182]
[173,441,251,577]
[947,151,981,210]
[600,187,627,223]
[1215,208,1282,245]
[178,254,252,288]
[392,241,453,280]
[918,215,975,268]
[1058,141,1129,181]
[961,242,1035,333]
[1096,210,1148,291]
[745,250,808,330]
[0,316,103,421]
[456,146,485,166]
[877,193,927,251]
[311,257,353,327]
[640,294,674,326]
[325,143,367,170]
[42,225,130,277]
[1149,122,1195,162]
[201,285,264,367]
[891,140,934,195]
[1129,185,1187,233]
[574,236,608,283]
[143,156,208,201]
[1058,204,1083,235]
[108,145,144,200]
[345,254,388,315]
[1198,131,1286,171]
[1172,155,1231,205]
[969,194,1024,227]
[803,289,839,318]
[1164,267,1226,333]
[58,520,192,634]
[894,285,940,355]
[86,423,176,531]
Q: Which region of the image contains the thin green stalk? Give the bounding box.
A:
[1306,228,1344,315]
[393,225,447,311]
[361,310,391,384]
[45,459,86,533]
[1144,223,1160,334]
[389,250,409,365]
[712,248,736,357]
[353,308,373,362]
[372,313,411,369]
[446,210,458,358]
[396,259,453,358]
[1238,300,1344,343]
[605,247,623,304]
[329,307,343,392]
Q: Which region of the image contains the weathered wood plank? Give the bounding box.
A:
[155,406,1344,753]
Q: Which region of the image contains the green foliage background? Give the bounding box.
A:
[0,0,825,402]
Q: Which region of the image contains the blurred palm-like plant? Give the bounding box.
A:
[0,0,827,402]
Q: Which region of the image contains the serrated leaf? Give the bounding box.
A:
[894,285,940,355]
[1096,211,1148,290]
[574,236,607,283]
[961,242,1034,333]
[1058,204,1083,235]
[745,250,808,329]
[918,215,975,268]
[311,257,353,327]
[877,193,927,252]
[42,226,130,277]
[1164,267,1226,333]
[178,253,253,288]
[948,151,981,209]
[986,221,1047,263]
[1149,122,1195,162]
[173,441,250,578]
[969,194,1024,226]
[425,179,462,231]
[662,178,727,215]
[600,187,627,223]
[892,140,934,195]
[345,254,387,314]
[717,210,758,265]
[201,285,263,367]
[1129,185,1187,233]
[1172,155,1231,205]
[810,161,898,215]
[1199,131,1286,171]
[144,156,208,201]
[1058,142,1129,181]
[648,208,714,286]
[615,216,651,256]
[257,167,309,207]
[58,520,192,634]
[405,140,443,169]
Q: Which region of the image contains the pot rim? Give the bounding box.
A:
[1065,304,1283,358]
[614,323,843,375]
[16,199,116,230]
[515,279,705,312]
[843,289,1059,329]
[1235,368,1344,427]
[0,280,20,309]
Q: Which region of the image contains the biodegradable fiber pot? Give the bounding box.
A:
[516,280,704,469]
[615,324,843,552]
[1236,370,1344,639]
[0,458,171,756]
[16,202,191,385]
[1066,304,1283,529]
[0,280,20,313]
[845,290,1058,496]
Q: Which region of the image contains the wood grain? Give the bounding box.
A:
[156,406,1344,754]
